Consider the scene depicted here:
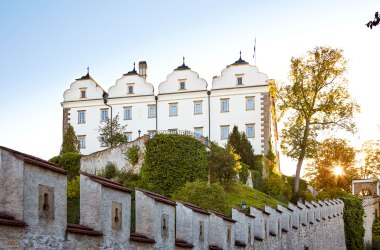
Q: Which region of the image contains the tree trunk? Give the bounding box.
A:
[293,121,310,194]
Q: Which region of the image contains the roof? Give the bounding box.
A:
[136,189,176,206]
[174,56,191,71]
[80,171,132,194]
[0,146,68,175]
[66,223,102,236]
[210,211,236,223]
[179,201,210,215]
[123,63,139,76]
[75,72,93,81]
[230,52,249,66]
[175,239,194,248]
[0,212,27,227]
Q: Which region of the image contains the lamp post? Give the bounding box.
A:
[138,129,141,138]
[102,92,113,142]
[242,201,247,210]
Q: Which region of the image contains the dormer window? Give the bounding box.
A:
[80,88,87,98]
[180,81,185,90]
[236,74,244,85]
[128,85,134,94]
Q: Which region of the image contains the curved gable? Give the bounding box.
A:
[63,75,104,102]
[108,74,154,98]
[158,69,207,94]
[212,64,268,90]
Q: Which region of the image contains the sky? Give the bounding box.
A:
[0,1,379,176]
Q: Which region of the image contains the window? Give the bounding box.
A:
[78,135,86,148]
[237,77,243,85]
[221,99,229,112]
[128,85,134,94]
[221,126,229,140]
[124,107,132,120]
[194,127,203,138]
[179,81,186,90]
[194,101,202,115]
[246,97,255,110]
[169,103,178,116]
[147,130,156,138]
[246,124,255,138]
[100,135,108,147]
[80,90,87,98]
[124,132,132,142]
[148,105,156,118]
[78,111,86,124]
[100,109,108,122]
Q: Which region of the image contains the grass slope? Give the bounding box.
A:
[226,182,287,211]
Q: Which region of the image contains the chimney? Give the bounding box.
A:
[139,61,147,79]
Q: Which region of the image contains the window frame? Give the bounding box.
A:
[194,101,203,115]
[80,88,87,98]
[100,109,108,122]
[128,85,134,94]
[124,132,132,142]
[220,126,229,140]
[246,96,255,110]
[220,99,229,113]
[246,124,255,138]
[124,106,132,120]
[169,103,178,117]
[78,110,86,124]
[100,134,109,147]
[194,127,203,138]
[78,135,86,148]
[148,104,156,118]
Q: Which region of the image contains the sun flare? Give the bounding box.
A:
[333,166,343,176]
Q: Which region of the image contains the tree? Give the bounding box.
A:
[304,138,359,192]
[98,114,126,147]
[277,47,359,194]
[227,125,255,168]
[361,140,380,179]
[366,12,380,29]
[60,124,79,154]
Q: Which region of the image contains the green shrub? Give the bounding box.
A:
[373,218,380,244]
[172,180,229,215]
[342,195,365,250]
[102,161,118,179]
[263,174,292,201]
[49,152,81,180]
[251,170,263,190]
[126,145,140,166]
[67,197,80,224]
[117,169,141,189]
[239,163,249,184]
[140,134,207,197]
[316,188,348,200]
[67,176,80,199]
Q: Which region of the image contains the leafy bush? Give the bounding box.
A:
[373,218,380,248]
[67,197,80,224]
[251,170,263,190]
[49,152,81,180]
[140,134,207,197]
[239,163,249,184]
[126,145,140,165]
[173,180,229,215]
[342,195,365,250]
[67,176,80,199]
[316,187,348,200]
[117,169,141,189]
[263,174,292,201]
[102,161,118,179]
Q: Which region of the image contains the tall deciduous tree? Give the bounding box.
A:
[361,140,380,179]
[60,124,79,154]
[277,47,359,194]
[98,114,127,147]
[305,138,359,192]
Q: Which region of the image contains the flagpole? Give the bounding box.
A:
[254,37,257,66]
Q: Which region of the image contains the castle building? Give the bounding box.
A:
[62,54,278,157]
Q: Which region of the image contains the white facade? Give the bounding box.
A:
[62,56,277,156]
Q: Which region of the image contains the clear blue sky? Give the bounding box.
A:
[1,1,379,175]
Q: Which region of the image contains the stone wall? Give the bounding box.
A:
[0,145,347,249]
[80,135,148,173]
[362,196,380,246]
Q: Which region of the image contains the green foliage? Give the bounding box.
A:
[67,197,80,224]
[117,169,142,189]
[251,170,263,190]
[316,187,348,200]
[208,143,237,190]
[253,155,264,174]
[342,195,365,250]
[49,152,81,180]
[140,134,207,197]
[277,46,360,193]
[60,124,79,154]
[227,125,255,168]
[126,145,140,166]
[173,180,230,215]
[98,114,127,147]
[263,174,292,201]
[67,176,80,199]
[239,163,249,184]
[101,161,118,179]
[265,140,276,163]
[372,218,380,249]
